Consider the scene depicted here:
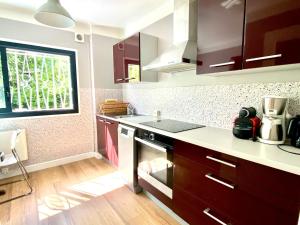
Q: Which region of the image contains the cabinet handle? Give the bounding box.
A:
[135,137,168,152]
[98,119,105,123]
[205,173,235,189]
[209,61,235,68]
[124,77,136,81]
[206,156,237,168]
[203,208,230,225]
[105,121,113,125]
[116,78,124,82]
[245,54,282,62]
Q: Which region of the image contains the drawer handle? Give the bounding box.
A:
[206,156,237,168]
[135,137,168,153]
[124,77,136,81]
[116,78,124,81]
[203,208,231,225]
[209,61,235,68]
[205,173,235,189]
[245,54,282,62]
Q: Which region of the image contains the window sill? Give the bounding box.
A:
[0,109,80,120]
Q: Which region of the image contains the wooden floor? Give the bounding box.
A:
[0,158,179,225]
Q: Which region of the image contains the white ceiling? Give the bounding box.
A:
[0,0,173,29]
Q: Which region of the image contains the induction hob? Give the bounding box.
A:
[140,119,205,133]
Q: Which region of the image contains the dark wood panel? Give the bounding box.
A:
[244,0,300,68]
[197,0,245,74]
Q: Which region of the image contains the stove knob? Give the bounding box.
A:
[149,133,155,141]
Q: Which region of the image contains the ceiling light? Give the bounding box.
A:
[34,0,75,28]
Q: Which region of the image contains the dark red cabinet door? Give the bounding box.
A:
[124,33,140,82]
[197,0,245,74]
[173,140,300,225]
[96,117,107,158]
[113,41,125,83]
[105,119,118,167]
[243,0,300,69]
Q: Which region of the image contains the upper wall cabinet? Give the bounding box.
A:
[113,33,158,83]
[113,41,125,83]
[197,0,245,74]
[197,0,300,75]
[243,0,300,69]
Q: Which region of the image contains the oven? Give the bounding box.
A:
[135,128,174,200]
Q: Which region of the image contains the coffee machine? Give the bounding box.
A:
[258,96,288,145]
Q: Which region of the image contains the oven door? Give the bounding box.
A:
[135,137,173,199]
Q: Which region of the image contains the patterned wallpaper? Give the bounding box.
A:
[0,88,94,165]
[123,82,300,129]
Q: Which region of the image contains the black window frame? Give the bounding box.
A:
[0,40,79,118]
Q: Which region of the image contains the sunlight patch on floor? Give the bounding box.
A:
[70,171,125,197]
[38,171,125,222]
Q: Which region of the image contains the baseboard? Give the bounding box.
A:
[0,151,102,179]
[26,151,102,173]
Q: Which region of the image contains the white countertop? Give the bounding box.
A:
[98,114,300,176]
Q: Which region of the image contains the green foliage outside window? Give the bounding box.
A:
[6,49,72,112]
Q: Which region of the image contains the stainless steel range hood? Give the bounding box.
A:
[142,0,198,73]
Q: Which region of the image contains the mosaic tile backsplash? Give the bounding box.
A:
[123,82,300,129]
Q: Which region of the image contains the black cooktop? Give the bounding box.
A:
[140,119,205,133]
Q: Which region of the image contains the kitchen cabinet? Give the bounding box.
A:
[243,0,300,69]
[197,0,300,75]
[96,116,118,167]
[197,0,245,74]
[173,140,300,225]
[113,33,158,83]
[113,41,125,83]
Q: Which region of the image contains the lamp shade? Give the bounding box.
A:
[34,0,75,28]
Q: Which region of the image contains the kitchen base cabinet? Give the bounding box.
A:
[173,140,300,225]
[96,116,118,167]
[173,187,239,225]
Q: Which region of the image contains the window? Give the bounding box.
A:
[0,41,78,118]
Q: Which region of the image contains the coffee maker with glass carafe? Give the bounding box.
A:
[258,96,289,145]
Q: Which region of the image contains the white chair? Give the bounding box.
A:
[0,129,32,204]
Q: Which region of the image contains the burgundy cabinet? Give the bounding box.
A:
[124,33,140,82]
[96,117,107,158]
[96,116,118,167]
[197,0,245,74]
[243,0,300,69]
[113,42,125,83]
[197,0,300,74]
[113,33,157,83]
[173,140,300,225]
[113,33,141,83]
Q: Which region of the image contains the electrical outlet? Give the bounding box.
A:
[1,168,9,174]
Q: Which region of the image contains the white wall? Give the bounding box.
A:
[0,18,120,165]
[123,15,300,129]
[91,34,123,110]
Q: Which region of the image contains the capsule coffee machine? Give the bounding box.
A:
[258,96,289,145]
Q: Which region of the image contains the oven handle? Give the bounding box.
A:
[135,137,168,152]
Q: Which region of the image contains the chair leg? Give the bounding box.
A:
[0,150,33,204]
